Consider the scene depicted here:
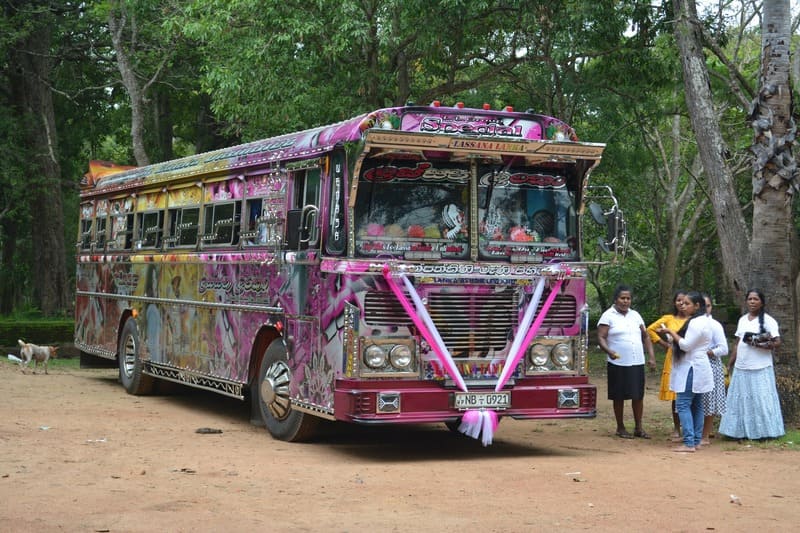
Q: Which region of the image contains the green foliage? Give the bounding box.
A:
[0,0,795,326]
[0,318,74,346]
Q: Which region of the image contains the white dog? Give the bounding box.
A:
[17,339,58,374]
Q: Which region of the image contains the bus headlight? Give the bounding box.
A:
[525,338,577,375]
[389,344,412,369]
[359,338,418,377]
[552,343,573,368]
[364,344,387,368]
[529,344,550,367]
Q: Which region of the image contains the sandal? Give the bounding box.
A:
[672,445,696,453]
[615,430,634,439]
[634,430,651,439]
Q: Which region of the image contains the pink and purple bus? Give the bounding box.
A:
[76,102,621,444]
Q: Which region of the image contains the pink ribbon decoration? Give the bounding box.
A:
[399,274,467,392]
[383,265,495,444]
[457,409,498,446]
[494,277,545,390]
[381,265,466,391]
[495,278,564,392]
[382,264,568,446]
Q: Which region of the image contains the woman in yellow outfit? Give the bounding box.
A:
[647,291,689,440]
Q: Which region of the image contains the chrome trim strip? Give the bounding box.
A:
[145,362,245,399]
[75,341,116,359]
[76,290,282,313]
[291,401,335,419]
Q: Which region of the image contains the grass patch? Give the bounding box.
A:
[723,429,800,451]
[3,356,81,372]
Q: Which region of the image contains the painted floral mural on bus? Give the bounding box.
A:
[304,351,335,409]
[75,263,104,348]
[315,273,382,342]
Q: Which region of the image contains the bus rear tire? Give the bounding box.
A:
[118,318,155,395]
[256,339,318,442]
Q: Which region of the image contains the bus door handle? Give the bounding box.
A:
[300,204,319,246]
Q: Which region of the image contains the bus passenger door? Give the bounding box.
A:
[286,167,321,251]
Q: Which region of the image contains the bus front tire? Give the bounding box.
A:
[255,339,318,442]
[444,418,462,433]
[118,318,155,395]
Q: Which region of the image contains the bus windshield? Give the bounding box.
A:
[354,158,470,260]
[477,166,577,261]
[353,158,578,261]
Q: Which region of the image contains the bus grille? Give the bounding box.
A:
[364,289,575,356]
[537,294,577,330]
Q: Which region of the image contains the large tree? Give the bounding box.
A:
[5,2,69,316]
[674,0,799,421]
[673,0,750,299]
[748,0,799,417]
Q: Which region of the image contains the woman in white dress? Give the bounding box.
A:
[658,292,713,452]
[719,289,784,440]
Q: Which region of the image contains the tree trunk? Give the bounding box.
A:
[153,88,173,163]
[108,1,150,166]
[749,0,800,422]
[658,113,686,312]
[195,93,231,153]
[649,112,703,313]
[0,217,20,314]
[9,21,69,316]
[362,1,381,108]
[672,0,750,301]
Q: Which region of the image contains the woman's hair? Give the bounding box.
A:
[701,292,712,313]
[674,291,705,359]
[612,284,632,302]
[746,289,767,333]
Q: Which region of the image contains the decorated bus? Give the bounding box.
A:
[76,102,622,444]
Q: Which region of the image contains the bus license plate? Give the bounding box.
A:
[454,392,510,410]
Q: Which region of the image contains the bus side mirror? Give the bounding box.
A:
[588,202,606,225]
[587,198,626,255]
[602,206,625,253]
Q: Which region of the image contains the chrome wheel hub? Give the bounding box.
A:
[122,335,136,377]
[260,360,292,420]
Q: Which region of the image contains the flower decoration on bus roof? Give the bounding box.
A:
[358,110,401,133]
[544,121,578,142]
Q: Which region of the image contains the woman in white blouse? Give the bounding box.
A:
[658,292,713,452]
[719,289,784,440]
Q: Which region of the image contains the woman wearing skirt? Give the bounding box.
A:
[700,294,728,445]
[719,289,784,440]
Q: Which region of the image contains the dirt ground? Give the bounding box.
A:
[1,358,798,533]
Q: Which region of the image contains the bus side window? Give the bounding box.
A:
[292,168,321,209]
[137,211,163,249]
[111,213,134,250]
[166,207,200,247]
[325,152,347,256]
[95,216,107,251]
[79,219,93,251]
[202,201,241,246]
[245,198,266,245]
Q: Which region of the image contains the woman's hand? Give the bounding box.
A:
[658,323,680,342]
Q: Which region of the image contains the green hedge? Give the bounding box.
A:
[0,320,73,346]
